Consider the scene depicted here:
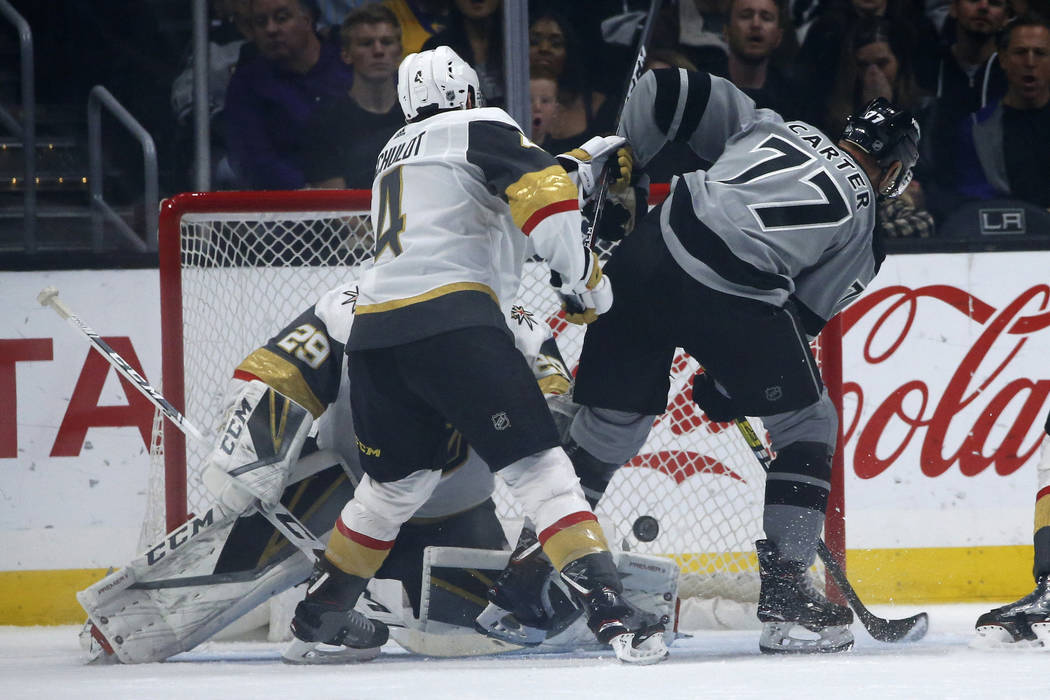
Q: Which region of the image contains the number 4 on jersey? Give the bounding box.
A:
[374,167,406,258]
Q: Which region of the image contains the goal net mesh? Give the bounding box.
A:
[156,191,828,620]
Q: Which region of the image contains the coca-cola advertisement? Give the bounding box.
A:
[841,252,1050,552]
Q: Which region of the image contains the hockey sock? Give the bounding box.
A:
[763,441,832,565]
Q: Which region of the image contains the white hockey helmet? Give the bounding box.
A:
[397,46,482,122]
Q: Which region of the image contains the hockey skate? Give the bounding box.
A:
[475,526,579,646]
[560,552,668,664]
[974,573,1050,649]
[283,561,389,664]
[756,539,854,654]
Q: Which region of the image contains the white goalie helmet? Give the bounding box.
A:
[397,45,482,122]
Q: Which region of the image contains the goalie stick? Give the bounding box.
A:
[733,417,929,643]
[37,286,327,561]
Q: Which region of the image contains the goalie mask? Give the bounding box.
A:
[397,46,483,122]
[840,97,920,199]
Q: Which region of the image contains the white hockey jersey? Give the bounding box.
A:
[349,106,591,350]
[235,282,569,519]
[621,69,881,332]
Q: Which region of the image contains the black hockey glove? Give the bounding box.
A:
[692,372,738,423]
[582,193,636,242]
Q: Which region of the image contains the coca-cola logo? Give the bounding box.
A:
[841,284,1050,479]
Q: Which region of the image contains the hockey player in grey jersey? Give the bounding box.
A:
[561,68,920,654]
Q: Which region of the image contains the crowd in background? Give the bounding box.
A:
[174,0,1050,240]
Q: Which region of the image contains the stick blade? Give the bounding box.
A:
[864,610,929,643]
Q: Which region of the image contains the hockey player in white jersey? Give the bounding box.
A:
[78,280,664,664]
[975,406,1050,648]
[286,46,667,665]
[551,69,920,654]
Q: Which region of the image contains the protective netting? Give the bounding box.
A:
[156,193,824,609]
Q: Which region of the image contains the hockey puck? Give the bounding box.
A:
[632,515,660,542]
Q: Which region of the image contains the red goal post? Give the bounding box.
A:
[157,187,845,609]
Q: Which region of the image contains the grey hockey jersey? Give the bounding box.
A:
[621,69,880,331]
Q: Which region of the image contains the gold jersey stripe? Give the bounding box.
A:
[505,165,578,232]
[542,521,610,571]
[1036,494,1050,532]
[325,528,392,579]
[356,281,499,314]
[235,348,326,418]
[537,374,571,396]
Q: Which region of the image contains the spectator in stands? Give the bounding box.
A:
[657,0,732,69]
[384,0,450,54]
[529,68,560,145]
[918,0,1009,222]
[967,13,1050,208]
[697,0,806,119]
[304,4,405,189]
[422,0,504,107]
[224,0,354,189]
[171,0,256,189]
[824,18,936,238]
[527,9,615,154]
[796,0,939,124]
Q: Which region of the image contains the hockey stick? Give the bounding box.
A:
[38,286,327,560]
[585,0,663,249]
[734,417,929,643]
[555,0,663,309]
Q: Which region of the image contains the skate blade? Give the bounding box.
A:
[972,623,1048,651]
[1031,622,1050,648]
[281,637,381,664]
[474,602,546,646]
[759,622,854,654]
[609,631,669,665]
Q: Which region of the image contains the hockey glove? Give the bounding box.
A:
[559,250,613,325]
[691,372,738,423]
[582,184,644,241]
[557,135,632,200]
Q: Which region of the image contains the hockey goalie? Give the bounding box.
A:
[77,282,678,664]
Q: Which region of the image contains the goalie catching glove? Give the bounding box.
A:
[557,249,613,325]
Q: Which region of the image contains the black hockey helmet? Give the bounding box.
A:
[840,97,920,199]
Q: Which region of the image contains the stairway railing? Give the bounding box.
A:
[88,85,158,251]
[0,0,36,251]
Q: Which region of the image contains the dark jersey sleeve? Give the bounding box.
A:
[465,120,579,234]
[302,98,348,184]
[233,306,345,419]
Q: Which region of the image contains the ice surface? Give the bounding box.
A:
[1,604,1046,700]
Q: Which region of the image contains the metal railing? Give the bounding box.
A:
[88,85,158,251]
[0,0,36,250]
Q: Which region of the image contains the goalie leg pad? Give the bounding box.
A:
[202,379,314,512]
[77,503,314,663]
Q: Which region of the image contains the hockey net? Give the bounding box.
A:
[156,189,843,627]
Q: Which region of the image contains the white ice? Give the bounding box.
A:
[1,603,1047,700]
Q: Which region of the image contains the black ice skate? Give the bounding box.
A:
[975,573,1050,648]
[475,526,578,646]
[756,539,854,654]
[283,560,389,664]
[560,552,668,664]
